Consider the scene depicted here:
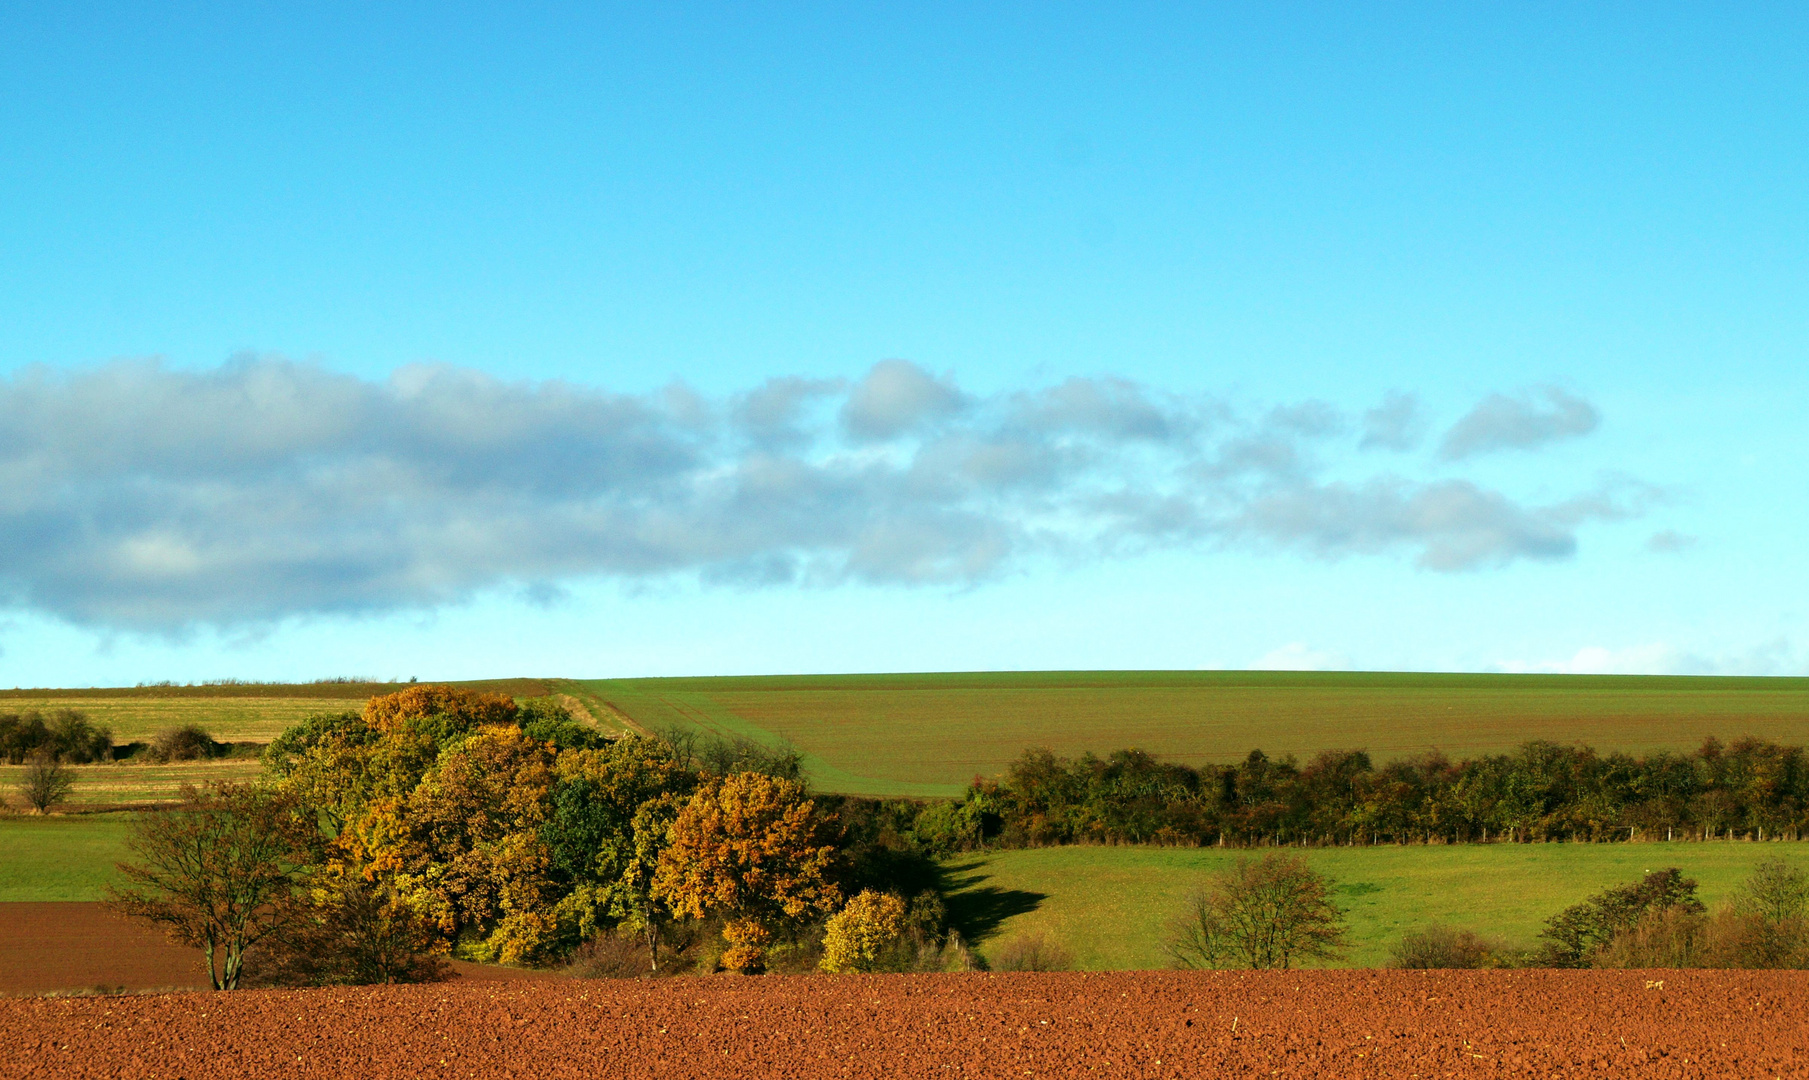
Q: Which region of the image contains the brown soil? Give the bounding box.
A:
[4,969,1806,1078]
[0,903,565,996]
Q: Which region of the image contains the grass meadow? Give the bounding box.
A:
[0,814,139,901]
[945,842,1809,970]
[575,671,1809,798]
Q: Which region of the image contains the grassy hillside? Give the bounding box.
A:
[946,842,1809,970]
[574,671,1809,797]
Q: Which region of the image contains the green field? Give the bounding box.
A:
[0,814,140,901]
[575,671,1809,797]
[944,842,1809,970]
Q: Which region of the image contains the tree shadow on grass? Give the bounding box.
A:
[939,859,1046,946]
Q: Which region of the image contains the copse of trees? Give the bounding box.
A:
[243,685,938,980]
[927,737,1809,851]
[0,708,113,764]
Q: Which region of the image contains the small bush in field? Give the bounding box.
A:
[1733,859,1809,924]
[821,890,907,973]
[146,725,222,763]
[990,932,1073,972]
[1389,925,1502,969]
[16,750,76,814]
[1165,853,1348,970]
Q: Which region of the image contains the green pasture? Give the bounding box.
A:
[0,814,138,901]
[943,842,1809,970]
[573,671,1809,798]
[0,759,265,808]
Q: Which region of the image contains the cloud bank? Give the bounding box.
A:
[0,358,1633,631]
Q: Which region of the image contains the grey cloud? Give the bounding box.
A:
[1439,387,1599,460]
[0,358,1642,631]
[1360,391,1421,451]
[839,360,965,440]
[1647,529,1696,553]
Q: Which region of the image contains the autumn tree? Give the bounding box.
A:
[1166,853,1347,970]
[389,725,559,963]
[821,890,907,973]
[653,772,840,972]
[108,783,320,990]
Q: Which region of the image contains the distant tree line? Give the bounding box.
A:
[906,737,1809,850]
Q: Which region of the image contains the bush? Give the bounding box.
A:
[145,725,222,763]
[1537,868,1703,967]
[821,890,908,973]
[1165,853,1348,970]
[990,932,1073,972]
[15,750,76,814]
[1389,924,1504,969]
[1733,859,1809,923]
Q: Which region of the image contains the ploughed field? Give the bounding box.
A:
[7,969,1806,1079]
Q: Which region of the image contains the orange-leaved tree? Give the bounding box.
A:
[653,772,840,972]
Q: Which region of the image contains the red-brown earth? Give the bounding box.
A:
[4,968,1806,1079]
[0,903,560,995]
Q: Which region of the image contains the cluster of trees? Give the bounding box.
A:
[115,685,950,988]
[0,709,114,764]
[932,738,1809,849]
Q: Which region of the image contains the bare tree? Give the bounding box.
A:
[1166,853,1348,970]
[107,783,319,990]
[15,749,75,814]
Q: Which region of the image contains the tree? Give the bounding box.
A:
[389,725,558,964]
[107,783,320,990]
[15,749,75,814]
[653,772,840,972]
[821,890,907,973]
[1165,853,1347,970]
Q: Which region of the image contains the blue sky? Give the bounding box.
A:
[2,3,1805,686]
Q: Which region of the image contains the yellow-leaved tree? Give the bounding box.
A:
[821,890,907,973]
[652,772,840,972]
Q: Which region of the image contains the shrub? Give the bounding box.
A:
[1388,924,1502,969]
[821,890,908,973]
[1166,853,1348,970]
[990,932,1073,972]
[1733,859,1809,923]
[145,725,222,763]
[15,750,76,814]
[1537,868,1703,967]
